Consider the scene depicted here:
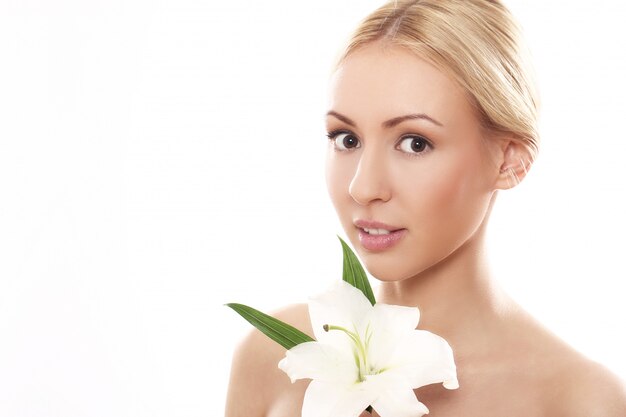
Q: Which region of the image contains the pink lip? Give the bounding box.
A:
[354,219,403,231]
[354,219,406,252]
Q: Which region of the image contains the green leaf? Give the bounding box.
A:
[226,303,315,350]
[338,235,376,305]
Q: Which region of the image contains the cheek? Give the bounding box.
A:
[407,147,491,218]
[393,153,492,266]
[407,163,476,219]
[394,153,475,215]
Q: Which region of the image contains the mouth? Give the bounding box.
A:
[361,227,392,236]
[359,227,400,235]
[354,220,406,251]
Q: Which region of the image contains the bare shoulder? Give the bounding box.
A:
[225,303,311,417]
[552,356,626,417]
[528,324,626,417]
[502,306,626,416]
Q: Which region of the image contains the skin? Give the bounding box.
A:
[225,42,626,417]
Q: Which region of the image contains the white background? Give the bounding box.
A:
[1,1,625,416]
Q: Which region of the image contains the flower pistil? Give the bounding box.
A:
[323,323,375,383]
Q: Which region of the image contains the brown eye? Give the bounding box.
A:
[327,131,361,151]
[397,135,431,154]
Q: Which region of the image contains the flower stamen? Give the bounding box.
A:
[323,323,370,382]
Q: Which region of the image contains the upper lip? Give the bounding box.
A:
[354,219,404,232]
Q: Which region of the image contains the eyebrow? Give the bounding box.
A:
[327,110,444,128]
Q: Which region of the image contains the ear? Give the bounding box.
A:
[493,139,533,190]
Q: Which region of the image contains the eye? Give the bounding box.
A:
[327,130,361,151]
[397,135,432,155]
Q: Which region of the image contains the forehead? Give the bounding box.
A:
[328,43,477,130]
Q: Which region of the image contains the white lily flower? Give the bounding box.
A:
[278,281,459,417]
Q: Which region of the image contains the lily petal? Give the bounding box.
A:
[277,341,357,384]
[371,383,429,417]
[371,302,421,333]
[308,281,373,346]
[276,280,458,417]
[388,330,459,390]
[301,379,375,417]
[365,303,421,371]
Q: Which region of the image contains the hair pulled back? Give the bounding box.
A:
[337,0,540,160]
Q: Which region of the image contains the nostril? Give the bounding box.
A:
[347,150,392,205]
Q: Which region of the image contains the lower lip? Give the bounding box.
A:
[357,228,407,251]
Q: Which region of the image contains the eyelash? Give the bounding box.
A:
[326,129,359,151]
[326,129,434,157]
[397,135,434,157]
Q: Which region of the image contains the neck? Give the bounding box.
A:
[377,222,514,360]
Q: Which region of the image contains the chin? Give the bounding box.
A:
[357,251,423,283]
[344,232,420,283]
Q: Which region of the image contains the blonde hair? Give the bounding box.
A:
[336,0,540,161]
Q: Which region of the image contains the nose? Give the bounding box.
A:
[348,147,391,206]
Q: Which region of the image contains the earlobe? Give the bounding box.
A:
[494,140,533,190]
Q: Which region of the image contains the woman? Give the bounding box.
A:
[225,0,626,416]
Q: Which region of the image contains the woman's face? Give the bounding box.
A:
[325,42,502,282]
